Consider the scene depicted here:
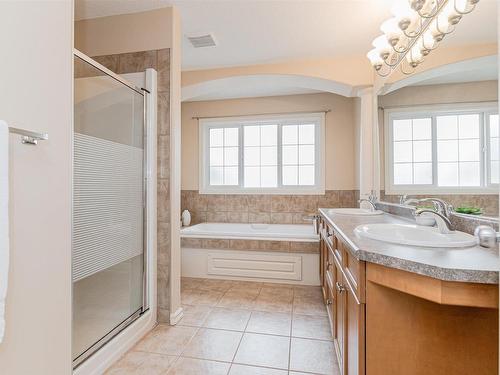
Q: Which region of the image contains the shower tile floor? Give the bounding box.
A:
[106,278,340,375]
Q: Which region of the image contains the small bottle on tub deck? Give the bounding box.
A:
[182,209,191,227]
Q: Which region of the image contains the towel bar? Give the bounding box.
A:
[9,127,48,145]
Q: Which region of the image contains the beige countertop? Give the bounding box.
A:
[319,208,499,284]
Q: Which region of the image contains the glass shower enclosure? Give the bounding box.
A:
[72,52,148,367]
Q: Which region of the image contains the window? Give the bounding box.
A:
[200,113,325,194]
[385,103,498,194]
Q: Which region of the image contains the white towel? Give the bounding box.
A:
[0,120,9,343]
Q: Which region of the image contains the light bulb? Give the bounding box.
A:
[367,49,383,70]
[381,18,403,46]
[372,35,393,60]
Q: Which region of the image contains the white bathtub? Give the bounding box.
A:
[181,222,319,242]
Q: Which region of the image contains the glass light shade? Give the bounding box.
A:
[406,45,424,66]
[372,35,392,56]
[409,0,426,11]
[440,1,463,25]
[390,1,416,29]
[429,17,451,40]
[420,0,438,16]
[367,49,383,66]
[381,18,402,45]
[422,29,437,50]
[455,0,479,12]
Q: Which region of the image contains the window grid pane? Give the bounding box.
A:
[392,117,432,185]
[282,124,315,186]
[209,127,239,186]
[436,114,481,187]
[243,125,278,188]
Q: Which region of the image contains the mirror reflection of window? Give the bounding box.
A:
[387,105,498,192]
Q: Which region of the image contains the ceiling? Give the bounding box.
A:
[75,0,497,72]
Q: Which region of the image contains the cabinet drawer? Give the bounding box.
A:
[338,236,365,303]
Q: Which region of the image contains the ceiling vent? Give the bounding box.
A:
[187,33,217,48]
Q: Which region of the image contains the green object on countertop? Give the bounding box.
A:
[455,206,483,215]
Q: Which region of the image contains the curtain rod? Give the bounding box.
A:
[192,109,331,120]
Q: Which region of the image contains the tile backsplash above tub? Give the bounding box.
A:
[181,238,319,254]
[181,190,359,225]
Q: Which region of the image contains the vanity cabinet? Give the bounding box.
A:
[319,216,365,375]
[318,212,498,375]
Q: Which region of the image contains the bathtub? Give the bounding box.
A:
[180,222,319,242]
[181,222,320,285]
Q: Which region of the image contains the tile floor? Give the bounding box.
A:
[106,278,340,375]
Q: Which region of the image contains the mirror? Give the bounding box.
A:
[377,54,498,219]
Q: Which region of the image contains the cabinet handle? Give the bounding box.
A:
[326,299,332,305]
[335,282,346,293]
[327,261,333,268]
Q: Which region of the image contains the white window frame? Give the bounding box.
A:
[384,102,499,195]
[199,112,325,195]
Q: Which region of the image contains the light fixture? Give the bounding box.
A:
[367,0,480,76]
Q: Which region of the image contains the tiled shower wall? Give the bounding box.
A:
[91,50,171,322]
[181,190,359,225]
[380,191,499,217]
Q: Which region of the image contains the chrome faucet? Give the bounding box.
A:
[359,198,377,212]
[415,209,455,234]
[403,197,451,218]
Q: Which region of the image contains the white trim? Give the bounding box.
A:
[207,251,302,280]
[182,247,320,286]
[384,102,499,195]
[199,112,325,195]
[169,307,184,325]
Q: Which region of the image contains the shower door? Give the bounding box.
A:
[72,54,147,366]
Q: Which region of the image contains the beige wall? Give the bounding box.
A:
[0,1,73,374]
[75,8,173,56]
[181,92,357,190]
[378,80,498,190]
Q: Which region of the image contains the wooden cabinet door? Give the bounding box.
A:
[333,259,345,371]
[344,274,365,375]
[320,237,326,299]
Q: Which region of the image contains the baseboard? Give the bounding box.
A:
[170,307,184,325]
[182,247,320,285]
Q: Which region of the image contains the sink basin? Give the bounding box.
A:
[329,208,384,216]
[354,223,477,248]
